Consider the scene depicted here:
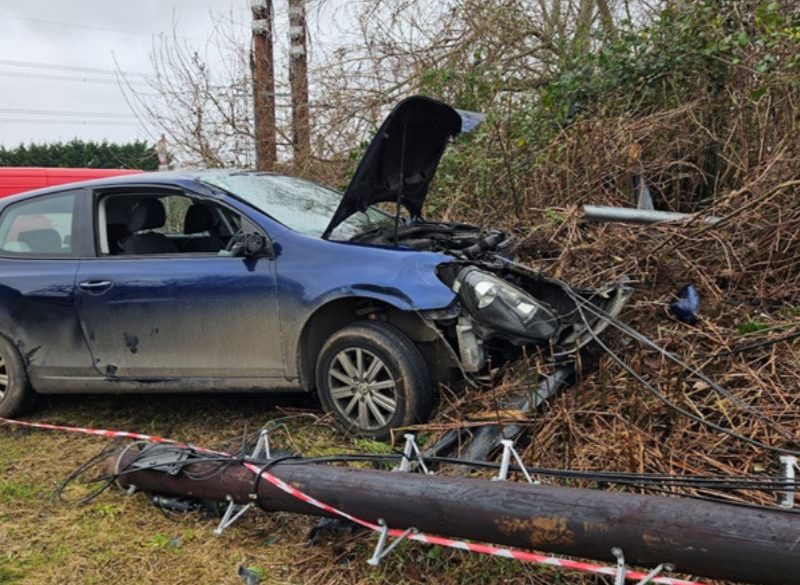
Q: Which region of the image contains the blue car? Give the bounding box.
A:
[0,97,628,438]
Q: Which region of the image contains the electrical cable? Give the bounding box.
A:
[703,329,800,359]
[0,58,151,78]
[0,108,138,119]
[0,70,150,87]
[560,284,800,456]
[52,441,123,505]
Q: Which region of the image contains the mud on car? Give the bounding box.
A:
[0,96,629,439]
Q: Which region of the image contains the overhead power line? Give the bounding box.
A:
[0,108,139,119]
[0,58,150,79]
[0,13,201,41]
[0,70,150,88]
[0,119,140,127]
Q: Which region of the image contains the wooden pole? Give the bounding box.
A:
[113,451,800,585]
[288,0,310,163]
[251,0,277,170]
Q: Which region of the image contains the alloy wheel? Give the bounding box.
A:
[328,347,398,430]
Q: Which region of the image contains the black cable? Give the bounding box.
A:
[52,441,123,505]
[703,330,800,359]
[135,449,800,492]
[561,285,800,456]
[259,453,800,492]
[250,455,303,497]
[597,299,798,442]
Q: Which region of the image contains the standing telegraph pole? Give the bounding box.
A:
[288,0,310,162]
[251,0,277,170]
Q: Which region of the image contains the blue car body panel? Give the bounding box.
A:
[0,172,457,393]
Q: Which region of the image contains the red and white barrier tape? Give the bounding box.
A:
[0,417,707,585]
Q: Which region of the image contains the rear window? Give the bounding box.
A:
[0,193,76,256]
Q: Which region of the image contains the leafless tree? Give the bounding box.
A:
[120,11,261,168]
[122,1,661,170]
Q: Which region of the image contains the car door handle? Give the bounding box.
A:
[78,280,113,292]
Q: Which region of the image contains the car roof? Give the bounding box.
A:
[0,169,249,208]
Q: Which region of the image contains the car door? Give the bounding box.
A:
[0,189,96,387]
[74,188,284,381]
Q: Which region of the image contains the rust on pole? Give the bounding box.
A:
[251,0,277,170]
[113,450,800,585]
[288,0,311,163]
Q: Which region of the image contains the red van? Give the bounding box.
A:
[0,167,143,198]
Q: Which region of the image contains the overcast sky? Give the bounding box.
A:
[0,0,260,148]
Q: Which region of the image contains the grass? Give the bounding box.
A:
[0,393,562,585]
[735,319,771,335]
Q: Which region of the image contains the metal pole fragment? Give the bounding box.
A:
[583,205,720,226]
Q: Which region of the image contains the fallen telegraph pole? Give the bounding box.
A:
[111,446,800,585]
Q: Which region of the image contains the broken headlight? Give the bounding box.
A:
[453,268,559,342]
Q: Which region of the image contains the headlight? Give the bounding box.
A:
[454,268,559,342]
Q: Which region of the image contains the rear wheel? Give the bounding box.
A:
[315,321,433,440]
[0,336,35,418]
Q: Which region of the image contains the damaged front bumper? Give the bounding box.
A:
[432,261,633,373]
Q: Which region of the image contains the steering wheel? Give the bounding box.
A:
[224,228,246,254]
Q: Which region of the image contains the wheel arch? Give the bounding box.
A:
[296,295,449,392]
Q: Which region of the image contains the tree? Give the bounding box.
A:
[0,139,158,170]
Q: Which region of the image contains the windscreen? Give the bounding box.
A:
[200,173,391,240]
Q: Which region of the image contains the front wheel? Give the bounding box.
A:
[315,321,433,440]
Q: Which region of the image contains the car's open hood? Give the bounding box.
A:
[321,95,482,239]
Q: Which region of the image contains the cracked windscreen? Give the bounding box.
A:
[200,172,392,240]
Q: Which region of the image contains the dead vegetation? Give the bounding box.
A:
[421,77,800,513]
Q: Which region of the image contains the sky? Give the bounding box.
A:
[0,0,256,148]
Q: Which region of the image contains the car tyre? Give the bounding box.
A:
[0,335,35,418]
[315,321,433,440]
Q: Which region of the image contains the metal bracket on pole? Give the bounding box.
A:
[394,433,431,474]
[214,429,273,535]
[251,429,272,460]
[779,455,798,508]
[492,439,538,484]
[612,548,674,585]
[367,519,418,566]
[214,495,254,536]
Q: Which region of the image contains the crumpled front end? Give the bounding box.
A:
[429,259,632,373]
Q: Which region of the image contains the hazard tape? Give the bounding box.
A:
[0,417,707,585]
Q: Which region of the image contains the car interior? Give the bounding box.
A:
[98,193,241,256]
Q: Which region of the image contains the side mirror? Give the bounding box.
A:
[231,232,273,258]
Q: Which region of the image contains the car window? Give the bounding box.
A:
[98,192,243,256]
[0,193,76,256]
[199,173,392,239]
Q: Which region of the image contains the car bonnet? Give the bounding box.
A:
[321,95,483,239]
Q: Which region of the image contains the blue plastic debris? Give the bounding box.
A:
[670,284,700,324]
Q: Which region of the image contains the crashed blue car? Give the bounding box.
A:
[0,96,628,438]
